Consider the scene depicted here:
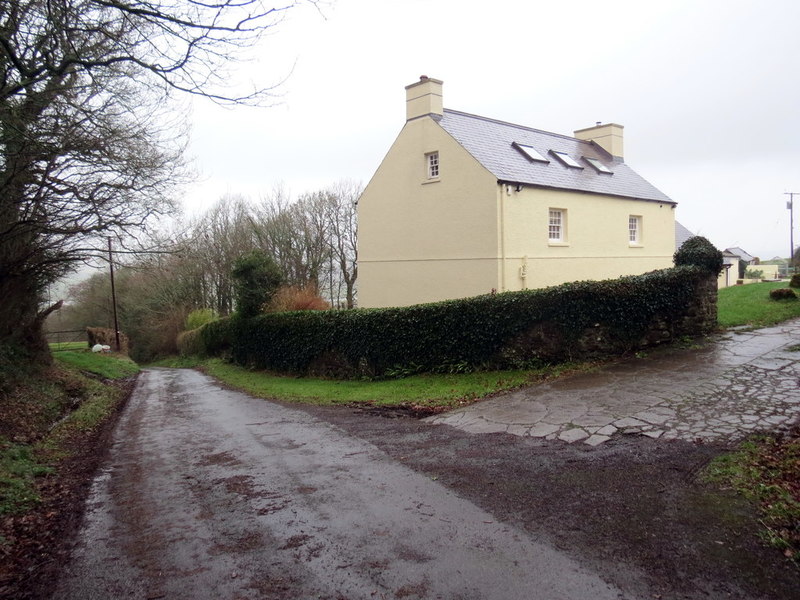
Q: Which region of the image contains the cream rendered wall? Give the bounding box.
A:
[500,187,676,291]
[358,117,500,308]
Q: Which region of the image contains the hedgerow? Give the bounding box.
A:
[176,328,204,357]
[186,265,712,378]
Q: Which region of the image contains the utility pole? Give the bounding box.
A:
[787,193,797,277]
[108,237,121,352]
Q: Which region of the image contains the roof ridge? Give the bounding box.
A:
[443,108,589,145]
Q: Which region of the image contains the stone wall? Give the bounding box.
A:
[503,273,718,363]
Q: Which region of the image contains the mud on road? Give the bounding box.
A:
[47,368,799,600]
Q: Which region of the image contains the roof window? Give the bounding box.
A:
[513,142,549,163]
[584,157,614,174]
[549,150,583,169]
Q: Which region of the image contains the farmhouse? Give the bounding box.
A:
[358,76,677,308]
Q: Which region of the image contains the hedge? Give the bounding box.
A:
[177,328,204,357]
[184,265,713,378]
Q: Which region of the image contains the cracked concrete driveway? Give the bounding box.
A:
[427,319,800,445]
[51,368,631,600]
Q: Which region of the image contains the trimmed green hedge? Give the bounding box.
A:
[674,236,724,275]
[186,266,712,378]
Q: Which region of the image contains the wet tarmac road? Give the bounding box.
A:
[52,368,632,600]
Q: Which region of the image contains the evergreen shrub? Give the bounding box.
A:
[790,274,800,288]
[674,236,724,275]
[769,288,797,301]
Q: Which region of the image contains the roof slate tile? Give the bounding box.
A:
[438,109,674,204]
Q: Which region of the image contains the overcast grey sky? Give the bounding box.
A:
[185,0,800,260]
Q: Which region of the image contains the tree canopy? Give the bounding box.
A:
[0,0,309,363]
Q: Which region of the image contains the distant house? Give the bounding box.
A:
[675,222,695,251]
[720,250,740,288]
[725,247,757,265]
[358,76,678,308]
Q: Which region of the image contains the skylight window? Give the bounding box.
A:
[513,142,549,163]
[549,150,583,169]
[584,157,614,174]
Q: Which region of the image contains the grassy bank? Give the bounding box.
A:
[1,350,139,595]
[0,351,138,516]
[717,281,800,328]
[55,349,140,379]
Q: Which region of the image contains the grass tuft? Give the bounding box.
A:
[0,440,53,516]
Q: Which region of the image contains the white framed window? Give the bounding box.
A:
[629,215,642,244]
[426,152,439,179]
[549,209,565,242]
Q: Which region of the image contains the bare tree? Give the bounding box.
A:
[325,180,360,308]
[0,0,310,363]
[190,195,256,315]
[253,187,330,289]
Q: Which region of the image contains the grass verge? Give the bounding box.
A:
[718,281,800,328]
[703,429,800,563]
[151,357,593,413]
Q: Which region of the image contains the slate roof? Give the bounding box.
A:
[725,247,756,263]
[437,109,674,204]
[675,221,695,250]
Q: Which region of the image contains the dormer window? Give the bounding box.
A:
[513,142,549,163]
[427,152,439,179]
[549,150,583,169]
[584,157,614,174]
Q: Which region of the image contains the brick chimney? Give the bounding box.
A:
[405,76,443,121]
[574,122,624,159]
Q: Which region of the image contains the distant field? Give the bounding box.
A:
[48,341,87,351]
[717,281,800,328]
